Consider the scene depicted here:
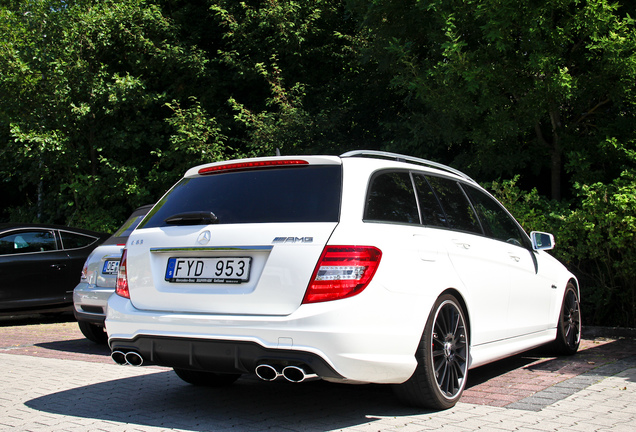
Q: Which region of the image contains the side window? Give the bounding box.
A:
[0,230,58,255]
[426,176,482,235]
[463,186,527,247]
[412,175,447,227]
[364,171,419,224]
[60,231,98,250]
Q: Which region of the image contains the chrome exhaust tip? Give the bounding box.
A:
[125,351,144,367]
[255,364,281,381]
[111,351,127,365]
[282,365,319,383]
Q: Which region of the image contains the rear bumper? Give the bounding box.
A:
[109,335,344,380]
[73,282,113,325]
[106,291,428,384]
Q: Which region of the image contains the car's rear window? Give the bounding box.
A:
[139,165,342,228]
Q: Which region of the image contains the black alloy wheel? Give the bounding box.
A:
[552,282,581,355]
[394,294,469,410]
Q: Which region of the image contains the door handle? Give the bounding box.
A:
[50,263,66,270]
[453,241,471,250]
[508,254,521,262]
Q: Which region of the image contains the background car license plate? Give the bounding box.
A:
[102,260,120,275]
[165,257,251,284]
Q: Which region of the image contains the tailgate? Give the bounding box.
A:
[125,223,336,315]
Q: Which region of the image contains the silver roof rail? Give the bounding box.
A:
[340,150,475,183]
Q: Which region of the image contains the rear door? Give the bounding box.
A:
[415,175,512,346]
[126,158,342,316]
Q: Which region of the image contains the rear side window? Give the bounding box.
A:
[364,171,419,224]
[140,165,342,228]
[60,231,98,250]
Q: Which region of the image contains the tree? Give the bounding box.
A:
[0,0,231,230]
[350,0,636,201]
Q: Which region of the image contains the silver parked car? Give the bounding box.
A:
[73,205,152,343]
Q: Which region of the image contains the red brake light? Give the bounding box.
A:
[198,159,309,175]
[303,246,382,304]
[115,249,130,299]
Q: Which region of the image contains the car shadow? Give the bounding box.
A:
[35,338,111,357]
[0,310,75,327]
[22,338,636,429]
[25,373,429,430]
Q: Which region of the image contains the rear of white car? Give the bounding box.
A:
[106,151,580,409]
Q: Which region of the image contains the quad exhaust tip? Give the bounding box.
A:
[255,363,319,383]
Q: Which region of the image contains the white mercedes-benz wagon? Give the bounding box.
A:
[106,150,581,409]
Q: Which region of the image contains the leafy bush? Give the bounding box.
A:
[489,176,636,328]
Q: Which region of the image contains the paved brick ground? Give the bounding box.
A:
[1,313,634,409]
[1,313,635,431]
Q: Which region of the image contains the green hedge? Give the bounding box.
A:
[489,175,636,328]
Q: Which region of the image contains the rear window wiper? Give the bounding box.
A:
[164,211,219,225]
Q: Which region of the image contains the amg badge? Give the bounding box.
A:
[272,237,313,244]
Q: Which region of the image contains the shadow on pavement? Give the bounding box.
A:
[0,310,75,327]
[35,338,111,356]
[25,372,430,431]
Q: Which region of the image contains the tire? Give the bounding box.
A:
[173,368,241,387]
[394,294,469,410]
[551,282,581,355]
[78,321,108,344]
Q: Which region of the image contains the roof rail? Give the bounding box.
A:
[340,150,475,183]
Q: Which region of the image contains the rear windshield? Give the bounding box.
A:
[139,165,342,228]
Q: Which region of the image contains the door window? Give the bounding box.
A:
[412,175,451,228]
[463,186,528,247]
[0,230,58,255]
[425,176,483,234]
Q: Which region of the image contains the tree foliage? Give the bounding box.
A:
[350,0,636,201]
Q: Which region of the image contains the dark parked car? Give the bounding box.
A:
[0,224,108,313]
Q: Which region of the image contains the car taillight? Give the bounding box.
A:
[80,263,88,282]
[115,249,130,299]
[303,246,382,304]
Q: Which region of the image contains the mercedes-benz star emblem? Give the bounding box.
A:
[197,230,211,245]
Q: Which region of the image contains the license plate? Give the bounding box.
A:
[102,260,120,275]
[165,257,251,284]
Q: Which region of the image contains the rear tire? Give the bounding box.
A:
[173,368,241,387]
[551,282,581,355]
[394,294,469,410]
[78,321,108,344]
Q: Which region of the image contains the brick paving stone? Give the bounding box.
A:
[1,315,636,431]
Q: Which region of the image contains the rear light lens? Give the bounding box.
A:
[115,249,130,299]
[198,159,308,175]
[303,246,382,304]
[80,263,88,282]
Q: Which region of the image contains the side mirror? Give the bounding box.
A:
[530,231,555,251]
